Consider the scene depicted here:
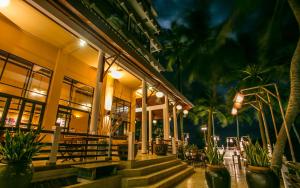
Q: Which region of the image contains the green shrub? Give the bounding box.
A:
[0,128,45,163]
[205,142,225,165]
[243,141,270,167]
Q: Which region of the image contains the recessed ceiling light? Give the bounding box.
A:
[79,39,87,47]
[0,0,10,8]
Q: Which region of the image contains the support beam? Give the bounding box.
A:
[180,112,184,141]
[135,104,164,112]
[149,110,152,142]
[141,80,148,154]
[163,95,170,140]
[173,105,178,140]
[90,50,105,134]
[42,50,68,130]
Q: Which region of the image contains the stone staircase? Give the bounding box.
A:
[119,156,194,188]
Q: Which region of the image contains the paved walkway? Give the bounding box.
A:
[175,158,247,188]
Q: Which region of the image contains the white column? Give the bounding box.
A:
[47,125,62,165]
[128,132,135,160]
[163,95,170,140]
[148,110,152,142]
[173,105,178,140]
[90,50,105,134]
[141,80,148,154]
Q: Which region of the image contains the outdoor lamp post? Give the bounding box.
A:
[231,107,240,149]
[201,125,207,145]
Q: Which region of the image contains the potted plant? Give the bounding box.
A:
[205,142,230,188]
[0,128,44,188]
[243,141,279,188]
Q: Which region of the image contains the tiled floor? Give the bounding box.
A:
[175,158,247,188]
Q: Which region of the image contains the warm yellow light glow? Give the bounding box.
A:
[183,109,189,115]
[136,88,142,96]
[176,104,182,110]
[109,69,123,79]
[0,0,10,8]
[31,88,45,97]
[74,114,81,118]
[234,92,244,103]
[155,91,164,98]
[81,103,91,110]
[201,127,207,131]
[79,39,87,47]
[153,120,157,124]
[105,76,114,110]
[231,107,238,115]
[234,102,242,109]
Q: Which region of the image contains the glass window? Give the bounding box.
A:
[0,50,51,129]
[59,77,94,112]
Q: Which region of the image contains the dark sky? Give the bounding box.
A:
[153,0,233,29]
[153,0,197,28]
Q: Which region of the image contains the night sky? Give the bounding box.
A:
[152,0,299,153]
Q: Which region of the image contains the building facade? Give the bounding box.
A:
[0,0,193,156]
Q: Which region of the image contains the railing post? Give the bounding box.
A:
[172,137,176,155]
[47,125,62,166]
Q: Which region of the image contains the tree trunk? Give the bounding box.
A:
[271,0,300,171]
[207,108,213,143]
[257,111,267,149]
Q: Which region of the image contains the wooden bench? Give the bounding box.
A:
[72,162,119,180]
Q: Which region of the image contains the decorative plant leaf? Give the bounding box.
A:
[243,141,270,167]
[0,128,45,163]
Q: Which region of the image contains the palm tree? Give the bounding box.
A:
[189,95,228,144]
[271,0,300,171]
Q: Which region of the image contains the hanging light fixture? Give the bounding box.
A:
[231,107,238,115]
[153,120,157,124]
[0,0,10,8]
[109,69,123,79]
[234,92,244,103]
[176,104,182,110]
[155,91,164,98]
[183,109,189,115]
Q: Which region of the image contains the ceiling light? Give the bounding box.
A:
[109,69,122,79]
[153,120,157,124]
[155,91,164,98]
[0,0,10,8]
[183,109,188,115]
[176,104,182,111]
[79,39,87,47]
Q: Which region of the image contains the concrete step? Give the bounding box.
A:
[136,167,194,188]
[118,159,181,177]
[122,163,188,188]
[133,155,177,168]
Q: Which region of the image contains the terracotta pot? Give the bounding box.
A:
[205,164,230,188]
[246,165,279,188]
[0,162,33,188]
[154,143,168,156]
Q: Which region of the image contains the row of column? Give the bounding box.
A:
[141,80,181,154]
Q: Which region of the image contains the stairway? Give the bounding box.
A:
[119,155,194,188]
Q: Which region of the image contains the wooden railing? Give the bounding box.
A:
[0,127,127,164]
